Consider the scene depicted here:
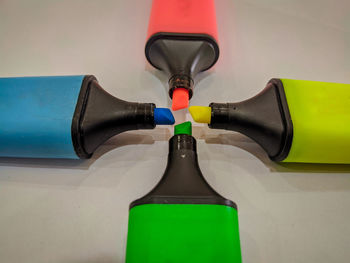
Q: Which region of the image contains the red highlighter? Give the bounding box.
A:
[145,0,220,110]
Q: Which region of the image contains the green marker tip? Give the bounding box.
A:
[174,121,192,136]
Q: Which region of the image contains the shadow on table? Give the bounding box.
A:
[0,128,171,170]
[203,131,350,174]
[67,256,122,263]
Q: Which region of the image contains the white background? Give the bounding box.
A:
[1,0,350,262]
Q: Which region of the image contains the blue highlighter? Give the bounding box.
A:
[0,75,174,159]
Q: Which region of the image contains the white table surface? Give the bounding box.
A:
[1,0,350,262]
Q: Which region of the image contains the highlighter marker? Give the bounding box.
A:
[145,0,220,111]
[125,122,242,263]
[189,79,350,164]
[0,75,174,159]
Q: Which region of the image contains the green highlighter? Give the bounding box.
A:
[125,122,242,263]
[190,79,350,164]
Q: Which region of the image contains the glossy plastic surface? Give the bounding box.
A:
[0,76,83,158]
[147,0,218,41]
[282,79,350,163]
[126,204,241,263]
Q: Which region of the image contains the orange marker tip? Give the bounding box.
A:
[172,88,189,111]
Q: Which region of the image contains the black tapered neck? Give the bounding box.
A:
[129,134,236,209]
[209,79,293,161]
[72,77,155,158]
[145,33,219,99]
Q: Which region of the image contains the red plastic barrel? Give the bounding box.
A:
[147,0,218,41]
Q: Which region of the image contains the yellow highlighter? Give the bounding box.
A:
[189,79,350,164]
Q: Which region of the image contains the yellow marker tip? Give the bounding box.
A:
[189,106,212,124]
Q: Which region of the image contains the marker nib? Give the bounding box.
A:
[172,88,189,111]
[189,106,212,124]
[174,121,192,136]
[154,108,175,125]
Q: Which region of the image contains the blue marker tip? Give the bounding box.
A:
[154,108,175,125]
